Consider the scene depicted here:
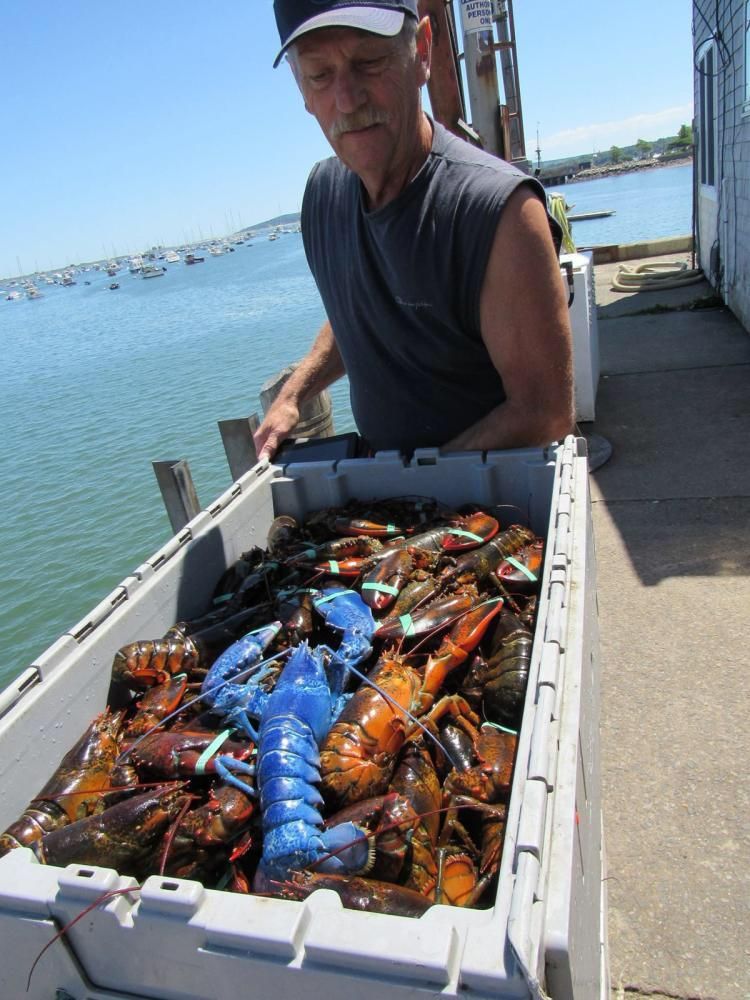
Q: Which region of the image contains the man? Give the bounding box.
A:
[255,0,573,459]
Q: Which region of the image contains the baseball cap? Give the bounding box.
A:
[273,1,419,68]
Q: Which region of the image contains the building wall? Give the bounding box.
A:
[693,0,750,331]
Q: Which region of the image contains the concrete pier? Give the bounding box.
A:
[585,253,749,1000]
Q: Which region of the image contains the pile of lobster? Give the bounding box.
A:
[0,497,544,917]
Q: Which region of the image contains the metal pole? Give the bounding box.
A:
[418,0,467,139]
[152,459,201,534]
[218,414,261,481]
[494,0,527,164]
[462,24,502,156]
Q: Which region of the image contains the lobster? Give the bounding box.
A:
[200,622,283,742]
[250,641,373,888]
[113,604,276,689]
[0,709,124,856]
[274,871,433,916]
[159,784,257,881]
[32,785,191,881]
[461,608,533,729]
[438,722,517,906]
[319,598,503,810]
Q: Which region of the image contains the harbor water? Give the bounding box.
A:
[559,162,692,247]
[1,163,692,690]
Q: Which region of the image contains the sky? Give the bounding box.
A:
[0,1,693,279]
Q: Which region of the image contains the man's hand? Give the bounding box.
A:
[251,320,345,463]
[253,397,301,462]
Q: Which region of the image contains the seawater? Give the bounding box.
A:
[1,163,692,690]
[1,235,354,689]
[560,163,693,247]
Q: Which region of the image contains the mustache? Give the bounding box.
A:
[329,109,391,141]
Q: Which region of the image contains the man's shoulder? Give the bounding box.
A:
[431,121,527,182]
[306,155,352,192]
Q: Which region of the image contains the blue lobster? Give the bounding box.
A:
[253,639,372,886]
[200,588,377,885]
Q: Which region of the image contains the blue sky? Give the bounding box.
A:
[1,1,693,278]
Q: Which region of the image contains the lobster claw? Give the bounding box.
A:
[422,597,505,700]
[440,512,499,552]
[360,549,414,611]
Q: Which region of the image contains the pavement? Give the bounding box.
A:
[579,253,750,1000]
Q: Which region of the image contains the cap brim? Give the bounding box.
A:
[273,8,405,67]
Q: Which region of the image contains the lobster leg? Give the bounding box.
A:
[213,756,257,796]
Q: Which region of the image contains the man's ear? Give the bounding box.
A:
[416,15,433,85]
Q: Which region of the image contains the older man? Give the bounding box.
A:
[255,0,573,459]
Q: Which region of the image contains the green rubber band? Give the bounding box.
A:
[386,523,397,533]
[484,721,519,736]
[477,596,503,608]
[212,593,233,605]
[361,582,399,596]
[448,528,485,543]
[504,556,538,582]
[301,548,317,559]
[399,613,416,637]
[314,589,356,606]
[215,868,233,891]
[327,560,340,574]
[195,729,234,775]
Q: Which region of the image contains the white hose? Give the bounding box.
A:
[611,260,704,292]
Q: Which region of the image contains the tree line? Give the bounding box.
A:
[609,124,693,165]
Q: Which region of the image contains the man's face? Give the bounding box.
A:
[290,23,429,181]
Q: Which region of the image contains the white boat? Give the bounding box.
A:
[25,284,43,299]
[141,265,165,279]
[163,250,180,263]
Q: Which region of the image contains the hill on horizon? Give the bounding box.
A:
[248,212,300,230]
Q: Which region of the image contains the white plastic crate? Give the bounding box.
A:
[560,252,600,422]
[0,436,605,1000]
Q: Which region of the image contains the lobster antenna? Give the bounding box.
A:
[116,649,289,764]
[341,659,461,773]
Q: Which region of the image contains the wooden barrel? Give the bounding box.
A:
[260,364,335,439]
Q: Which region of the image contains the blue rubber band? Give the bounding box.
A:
[361,582,399,596]
[212,593,233,605]
[504,556,537,582]
[195,729,234,775]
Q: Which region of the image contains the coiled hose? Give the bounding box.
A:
[611,260,704,292]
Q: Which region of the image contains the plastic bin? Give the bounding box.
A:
[560,253,600,423]
[0,436,606,1000]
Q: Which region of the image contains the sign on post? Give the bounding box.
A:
[459,0,495,34]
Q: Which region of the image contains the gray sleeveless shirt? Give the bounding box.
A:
[301,120,560,453]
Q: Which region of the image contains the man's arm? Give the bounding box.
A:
[443,185,574,452]
[253,320,345,460]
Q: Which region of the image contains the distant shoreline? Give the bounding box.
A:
[564,155,693,184]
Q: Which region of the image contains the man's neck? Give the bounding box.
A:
[360,112,434,212]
